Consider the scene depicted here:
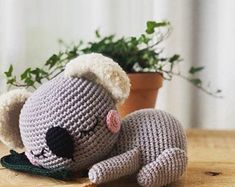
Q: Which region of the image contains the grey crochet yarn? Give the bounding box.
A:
[89,109,187,187]
[19,75,118,170]
[0,53,187,187]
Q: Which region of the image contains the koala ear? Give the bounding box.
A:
[106,110,121,134]
[0,89,31,149]
[64,53,130,104]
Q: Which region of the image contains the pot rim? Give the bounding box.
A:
[127,72,163,90]
[127,72,163,75]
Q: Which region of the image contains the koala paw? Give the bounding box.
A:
[88,165,102,184]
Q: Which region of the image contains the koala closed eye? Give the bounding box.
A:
[80,117,99,134]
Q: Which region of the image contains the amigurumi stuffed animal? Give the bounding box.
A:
[0,53,187,187]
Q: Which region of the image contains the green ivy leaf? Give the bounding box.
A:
[45,54,60,69]
[30,68,39,75]
[191,78,202,85]
[138,34,150,44]
[168,54,180,70]
[4,65,13,77]
[67,48,78,60]
[169,54,180,62]
[24,78,34,86]
[159,58,167,61]
[95,30,101,38]
[189,66,204,74]
[31,68,48,84]
[21,68,32,80]
[146,21,170,34]
[7,77,16,84]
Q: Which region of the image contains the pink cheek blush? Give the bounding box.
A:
[106,110,121,134]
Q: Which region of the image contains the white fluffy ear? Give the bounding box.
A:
[0,89,31,149]
[64,53,130,104]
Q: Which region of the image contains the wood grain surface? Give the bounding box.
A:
[0,129,234,187]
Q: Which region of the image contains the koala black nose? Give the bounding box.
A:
[46,126,74,160]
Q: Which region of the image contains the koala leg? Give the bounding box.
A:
[88,147,141,184]
[137,148,187,187]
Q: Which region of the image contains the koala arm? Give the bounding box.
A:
[88,147,141,184]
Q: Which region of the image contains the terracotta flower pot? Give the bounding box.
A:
[118,73,163,117]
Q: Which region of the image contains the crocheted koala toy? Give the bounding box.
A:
[0,53,187,187]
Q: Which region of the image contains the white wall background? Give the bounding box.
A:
[0,0,234,129]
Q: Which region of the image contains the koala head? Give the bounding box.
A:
[0,53,130,171]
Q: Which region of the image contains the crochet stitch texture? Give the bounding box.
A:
[20,75,118,170]
[89,109,187,187]
[19,74,187,187]
[0,53,188,187]
[19,77,187,187]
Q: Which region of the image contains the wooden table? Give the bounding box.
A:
[0,129,234,187]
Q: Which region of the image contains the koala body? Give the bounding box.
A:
[115,109,187,163]
[0,53,187,187]
[89,109,187,187]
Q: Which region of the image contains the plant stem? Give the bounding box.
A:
[158,69,223,98]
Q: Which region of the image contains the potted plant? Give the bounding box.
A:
[3,21,222,117]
